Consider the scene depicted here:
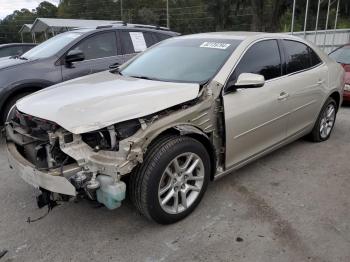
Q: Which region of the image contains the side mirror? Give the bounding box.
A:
[65,50,85,64]
[226,73,265,92]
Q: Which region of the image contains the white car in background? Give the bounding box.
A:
[6,32,344,224]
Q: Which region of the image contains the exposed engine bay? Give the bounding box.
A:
[5,81,225,211]
[5,110,136,209]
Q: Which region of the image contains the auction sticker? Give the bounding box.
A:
[200,42,231,49]
[130,32,147,52]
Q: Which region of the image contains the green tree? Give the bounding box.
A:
[0,9,36,43]
[36,1,58,17]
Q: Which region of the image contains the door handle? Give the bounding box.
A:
[278,92,289,101]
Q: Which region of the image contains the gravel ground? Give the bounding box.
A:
[0,107,349,262]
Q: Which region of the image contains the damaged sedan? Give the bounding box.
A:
[5,32,344,224]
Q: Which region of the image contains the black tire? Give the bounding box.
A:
[1,92,31,123]
[129,135,210,224]
[309,97,337,142]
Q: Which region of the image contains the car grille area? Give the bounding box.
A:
[6,109,74,170]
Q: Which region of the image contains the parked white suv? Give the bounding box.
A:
[6,32,344,224]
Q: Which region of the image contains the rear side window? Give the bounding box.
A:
[154,32,172,42]
[283,40,319,74]
[229,40,282,82]
[119,31,159,54]
[143,32,157,47]
[120,31,136,54]
[309,47,322,67]
[72,32,117,60]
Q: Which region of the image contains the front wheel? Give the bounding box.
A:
[129,136,211,224]
[309,97,337,142]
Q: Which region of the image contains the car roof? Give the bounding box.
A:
[177,31,305,41]
[72,25,179,36]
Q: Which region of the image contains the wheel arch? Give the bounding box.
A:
[0,82,52,123]
[329,91,341,111]
[147,125,217,181]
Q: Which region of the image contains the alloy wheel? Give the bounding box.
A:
[319,103,336,139]
[158,152,205,214]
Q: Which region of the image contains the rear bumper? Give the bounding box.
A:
[6,142,80,196]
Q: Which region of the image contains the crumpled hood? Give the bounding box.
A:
[17,71,200,134]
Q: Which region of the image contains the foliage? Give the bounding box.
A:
[0,1,57,43]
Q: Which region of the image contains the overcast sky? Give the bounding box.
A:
[0,0,59,19]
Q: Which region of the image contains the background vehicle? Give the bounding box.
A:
[0,24,179,123]
[6,33,344,224]
[329,44,350,103]
[0,43,36,58]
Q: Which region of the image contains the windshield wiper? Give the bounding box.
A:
[19,56,28,60]
[129,75,159,81]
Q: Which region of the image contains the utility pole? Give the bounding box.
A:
[332,0,340,50]
[166,0,169,28]
[303,0,309,38]
[323,0,331,50]
[291,0,296,34]
[120,0,123,21]
[314,0,322,43]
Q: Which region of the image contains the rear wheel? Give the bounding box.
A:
[129,135,210,224]
[2,92,31,123]
[309,97,337,142]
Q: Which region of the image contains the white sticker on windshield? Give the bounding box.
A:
[130,32,147,52]
[200,42,231,50]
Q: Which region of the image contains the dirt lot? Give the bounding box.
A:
[0,107,349,262]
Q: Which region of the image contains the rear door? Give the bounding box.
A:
[61,31,119,80]
[280,40,326,137]
[223,39,289,168]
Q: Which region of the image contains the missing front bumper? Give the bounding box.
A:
[6,142,80,196]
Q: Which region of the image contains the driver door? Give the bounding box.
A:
[61,31,119,81]
[223,39,289,168]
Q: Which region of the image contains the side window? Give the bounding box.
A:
[0,46,22,57]
[119,31,135,54]
[120,31,155,54]
[143,32,157,47]
[154,33,172,42]
[284,40,313,74]
[22,45,34,53]
[229,40,282,82]
[71,32,117,60]
[0,48,9,57]
[309,47,322,67]
[9,46,23,56]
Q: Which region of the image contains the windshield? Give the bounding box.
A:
[22,32,83,60]
[121,38,242,83]
[329,45,350,65]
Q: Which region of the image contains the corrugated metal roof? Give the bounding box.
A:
[19,24,33,33]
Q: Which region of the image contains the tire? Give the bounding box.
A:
[129,135,211,224]
[2,92,31,123]
[309,97,337,142]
